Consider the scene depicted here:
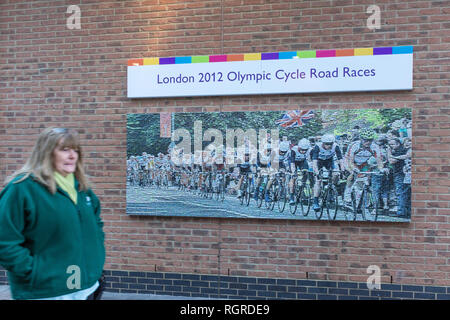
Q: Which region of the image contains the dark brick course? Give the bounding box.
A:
[2,267,449,300]
[100,270,450,300]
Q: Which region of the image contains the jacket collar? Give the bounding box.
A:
[28,172,80,192]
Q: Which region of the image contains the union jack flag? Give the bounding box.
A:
[275,110,315,128]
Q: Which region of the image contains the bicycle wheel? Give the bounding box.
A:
[177,177,183,191]
[326,186,338,221]
[213,179,219,201]
[257,185,264,208]
[357,190,366,221]
[277,182,287,213]
[265,182,277,211]
[300,184,312,217]
[245,178,252,206]
[351,192,358,221]
[239,180,246,205]
[315,190,324,220]
[362,189,376,221]
[373,199,380,221]
[374,197,382,221]
[219,180,225,202]
[289,184,299,215]
[207,181,213,199]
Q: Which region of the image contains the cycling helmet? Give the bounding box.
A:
[298,138,310,150]
[279,141,290,152]
[360,128,376,140]
[321,134,335,144]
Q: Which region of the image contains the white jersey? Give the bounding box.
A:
[348,141,380,167]
[317,143,336,161]
[291,146,309,162]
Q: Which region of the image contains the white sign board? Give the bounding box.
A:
[127,46,413,98]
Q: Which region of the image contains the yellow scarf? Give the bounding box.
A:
[54,172,77,204]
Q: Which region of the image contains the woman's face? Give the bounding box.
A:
[53,140,78,176]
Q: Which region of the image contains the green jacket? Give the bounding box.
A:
[0,175,105,300]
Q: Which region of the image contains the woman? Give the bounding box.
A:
[0,128,105,300]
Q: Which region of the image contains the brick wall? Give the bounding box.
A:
[1,0,449,299]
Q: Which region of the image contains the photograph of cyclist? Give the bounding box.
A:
[311,134,345,211]
[289,138,312,205]
[126,108,412,222]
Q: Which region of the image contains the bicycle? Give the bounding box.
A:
[344,171,381,221]
[199,171,213,198]
[142,170,152,187]
[276,170,289,213]
[213,170,226,202]
[289,169,313,216]
[128,170,139,187]
[315,168,340,220]
[264,171,285,212]
[254,171,269,209]
[173,170,183,190]
[239,172,255,206]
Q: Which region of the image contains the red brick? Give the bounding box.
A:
[1,0,449,287]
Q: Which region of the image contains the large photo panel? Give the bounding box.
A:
[126,108,412,222]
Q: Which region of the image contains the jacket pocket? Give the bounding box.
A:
[30,255,40,288]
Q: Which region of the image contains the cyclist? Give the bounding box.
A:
[154,152,164,170]
[200,149,214,193]
[211,147,225,172]
[265,140,291,202]
[289,138,311,205]
[127,156,139,184]
[311,133,345,211]
[148,154,155,183]
[236,151,254,199]
[154,152,169,186]
[137,152,150,186]
[166,154,174,186]
[253,143,273,201]
[344,128,387,208]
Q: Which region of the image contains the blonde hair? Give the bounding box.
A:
[4,127,91,193]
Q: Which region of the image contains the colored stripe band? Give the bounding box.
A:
[261,52,279,60]
[128,46,413,66]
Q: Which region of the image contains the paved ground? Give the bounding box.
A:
[0,286,11,300]
[126,184,409,222]
[0,285,203,300]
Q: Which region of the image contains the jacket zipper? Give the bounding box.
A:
[56,187,88,287]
